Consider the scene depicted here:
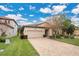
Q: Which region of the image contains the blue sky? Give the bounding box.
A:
[0,3,79,26]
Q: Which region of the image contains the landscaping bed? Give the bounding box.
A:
[0,36,39,56]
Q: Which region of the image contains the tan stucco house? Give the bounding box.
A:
[20,14,79,39]
[0,16,18,37]
[20,15,64,39]
[74,27,79,36]
[20,22,53,39]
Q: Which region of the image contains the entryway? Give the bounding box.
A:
[44,29,49,37]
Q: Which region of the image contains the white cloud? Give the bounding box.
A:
[29,5,36,10]
[0,5,13,11]
[18,21,33,26]
[33,20,37,23]
[19,7,24,10]
[76,4,79,8]
[40,17,47,22]
[48,4,52,7]
[5,14,32,26]
[40,5,66,14]
[40,8,52,13]
[52,5,67,14]
[72,9,79,14]
[5,14,27,21]
[17,14,22,17]
[71,16,79,27]
[72,4,79,14]
[29,14,34,17]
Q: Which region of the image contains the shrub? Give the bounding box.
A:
[49,36,53,39]
[0,32,7,42]
[56,35,61,39]
[50,34,62,39]
[0,36,6,42]
[69,35,74,39]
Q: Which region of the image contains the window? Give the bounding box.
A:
[5,20,7,24]
[8,20,10,24]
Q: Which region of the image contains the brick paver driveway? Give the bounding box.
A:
[28,38,79,56]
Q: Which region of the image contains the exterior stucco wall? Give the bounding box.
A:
[9,21,17,36]
[0,25,13,37]
[48,29,52,36]
[74,29,79,36]
[0,20,17,37]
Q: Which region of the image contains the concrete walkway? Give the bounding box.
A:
[28,38,79,56]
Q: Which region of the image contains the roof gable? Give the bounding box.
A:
[36,22,52,28]
[24,22,52,28]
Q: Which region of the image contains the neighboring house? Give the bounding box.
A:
[20,22,53,39]
[74,27,79,36]
[0,17,18,37]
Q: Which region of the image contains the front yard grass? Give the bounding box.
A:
[0,36,39,56]
[54,37,79,46]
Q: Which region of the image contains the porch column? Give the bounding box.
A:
[48,29,52,37]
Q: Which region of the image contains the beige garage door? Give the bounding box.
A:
[24,28,45,39]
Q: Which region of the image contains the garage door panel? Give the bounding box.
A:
[27,31,44,38]
[24,28,45,39]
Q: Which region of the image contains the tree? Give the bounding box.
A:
[66,24,75,38]
[46,14,65,38]
[62,19,71,36]
[62,18,75,38]
[46,14,75,39]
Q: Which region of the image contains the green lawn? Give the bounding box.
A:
[0,36,39,56]
[54,37,79,46]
